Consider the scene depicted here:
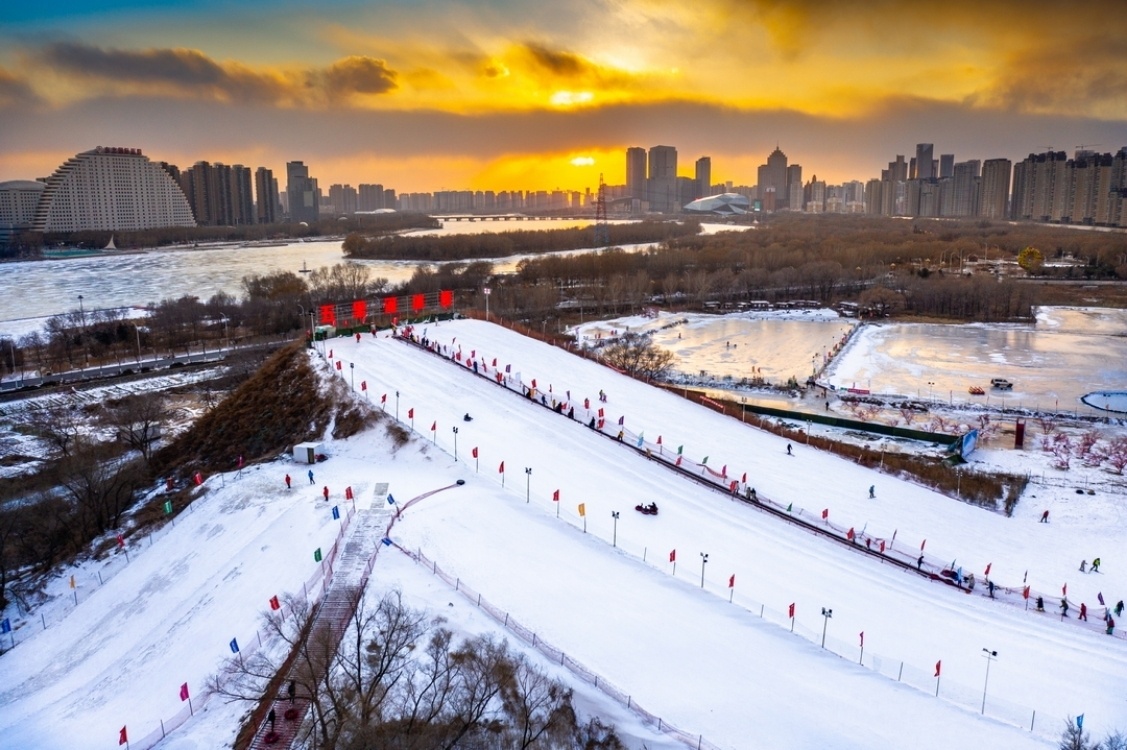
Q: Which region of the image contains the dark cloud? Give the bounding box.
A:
[521,42,593,78]
[0,66,41,109]
[40,42,228,86]
[321,56,397,97]
[985,35,1127,115]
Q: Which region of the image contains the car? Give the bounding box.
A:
[990,378,1013,390]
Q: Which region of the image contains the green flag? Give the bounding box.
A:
[314,548,322,562]
[786,502,793,512]
[677,445,683,455]
[163,500,173,515]
[702,456,709,464]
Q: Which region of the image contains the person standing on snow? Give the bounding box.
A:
[1060,599,1070,618]
[786,443,792,455]
[285,474,291,489]
[916,555,924,570]
[1040,510,1050,523]
[1036,596,1045,612]
[1080,602,1088,621]
[322,486,329,501]
[1080,560,1087,573]
[869,485,875,499]
[308,469,315,485]
[1091,557,1101,572]
[1116,600,1125,617]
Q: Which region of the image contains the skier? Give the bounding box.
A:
[988,580,996,599]
[616,430,624,442]
[285,474,291,489]
[786,443,792,456]
[1108,617,1116,635]
[1060,599,1070,617]
[1116,600,1125,617]
[1040,510,1050,523]
[1080,602,1088,621]
[1091,557,1101,572]
[916,554,924,570]
[1036,596,1044,612]
[308,469,315,485]
[1080,560,1087,573]
[355,332,361,343]
[322,486,329,501]
[869,485,875,499]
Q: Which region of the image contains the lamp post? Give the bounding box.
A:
[222,316,230,351]
[699,552,709,588]
[981,648,997,715]
[395,390,400,421]
[452,425,459,461]
[740,396,746,423]
[525,467,532,503]
[134,324,142,365]
[78,295,87,366]
[927,381,935,402]
[483,286,491,321]
[611,511,619,547]
[820,607,833,648]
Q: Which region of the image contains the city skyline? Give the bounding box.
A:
[1,1,1125,193]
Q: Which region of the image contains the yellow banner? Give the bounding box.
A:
[578,503,586,517]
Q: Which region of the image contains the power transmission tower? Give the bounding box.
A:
[593,174,610,247]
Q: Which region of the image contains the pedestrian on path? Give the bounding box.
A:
[322,486,330,501]
[268,708,276,731]
[1040,510,1050,523]
[288,680,296,704]
[285,474,291,489]
[308,469,315,485]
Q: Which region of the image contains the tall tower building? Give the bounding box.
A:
[786,164,803,210]
[626,147,647,202]
[915,144,935,181]
[694,156,712,198]
[939,154,955,179]
[647,145,678,213]
[951,160,981,216]
[978,159,1012,220]
[255,167,278,224]
[757,147,789,210]
[286,161,319,224]
[230,165,254,225]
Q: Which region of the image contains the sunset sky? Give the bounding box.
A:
[1,0,1125,194]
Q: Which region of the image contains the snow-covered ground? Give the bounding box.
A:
[3,318,1127,749]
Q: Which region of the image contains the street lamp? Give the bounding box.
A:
[927,381,935,401]
[525,467,532,503]
[452,425,459,461]
[981,648,997,715]
[611,511,619,547]
[221,316,230,351]
[134,324,142,365]
[483,286,491,321]
[700,552,709,588]
[820,607,833,648]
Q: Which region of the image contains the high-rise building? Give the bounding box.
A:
[255,167,278,224]
[694,156,711,199]
[979,159,1011,220]
[915,144,934,181]
[786,164,803,210]
[359,184,385,211]
[647,145,677,213]
[758,147,789,210]
[31,147,195,232]
[0,180,46,246]
[626,147,647,202]
[230,165,254,225]
[951,160,981,216]
[328,184,358,215]
[286,161,320,224]
[939,154,955,179]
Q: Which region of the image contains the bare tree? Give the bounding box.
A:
[103,393,167,463]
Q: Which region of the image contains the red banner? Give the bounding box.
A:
[439,289,453,308]
[383,296,398,314]
[352,299,367,321]
[319,304,336,325]
[411,293,425,311]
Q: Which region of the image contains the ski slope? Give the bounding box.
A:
[2,318,1125,749]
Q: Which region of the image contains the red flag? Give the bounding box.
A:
[598,407,604,418]
[860,631,864,647]
[328,348,333,358]
[552,489,560,502]
[879,540,886,553]
[728,574,735,588]
[675,456,682,466]
[180,682,190,701]
[335,360,342,370]
[430,421,436,431]
[920,538,927,551]
[116,534,124,548]
[381,393,387,403]
[408,407,414,419]
[984,562,992,576]
[498,461,505,473]
[788,602,795,618]
[847,527,855,540]
[532,378,537,388]
[193,471,203,486]
[721,464,727,477]
[492,358,497,366]
[1063,583,1068,596]
[361,380,367,391]
[821,508,828,520]
[345,486,353,500]
[729,480,738,491]
[657,435,663,445]
[934,660,941,677]
[669,549,676,563]
[1023,586,1030,600]
[269,595,280,610]
[119,726,128,745]
[472,447,478,458]
[741,472,747,484]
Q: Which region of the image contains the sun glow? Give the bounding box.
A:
[570,156,595,166]
[550,90,594,107]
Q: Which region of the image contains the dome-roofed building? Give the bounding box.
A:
[31,147,196,233]
[0,179,46,246]
[683,192,751,216]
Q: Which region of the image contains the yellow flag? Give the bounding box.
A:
[69,575,76,589]
[578,503,586,517]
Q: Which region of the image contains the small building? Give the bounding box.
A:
[293,442,324,464]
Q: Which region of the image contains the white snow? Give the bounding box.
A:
[3,317,1127,749]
